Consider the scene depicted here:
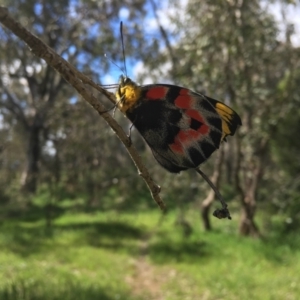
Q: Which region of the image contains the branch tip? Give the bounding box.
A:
[196,168,231,220]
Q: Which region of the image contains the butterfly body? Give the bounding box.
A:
[116,75,241,173]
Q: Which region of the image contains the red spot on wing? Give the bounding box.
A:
[186,109,204,123]
[170,137,184,154]
[174,89,192,109]
[188,129,203,138]
[198,124,209,135]
[146,86,168,100]
[177,130,200,142]
[185,109,210,135]
[178,130,189,142]
[170,129,202,154]
[170,111,210,154]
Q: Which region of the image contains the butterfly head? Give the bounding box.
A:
[116,75,142,113]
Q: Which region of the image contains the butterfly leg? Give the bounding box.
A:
[127,123,135,146]
[99,104,117,115]
[100,93,124,115]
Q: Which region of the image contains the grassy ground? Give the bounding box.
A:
[0,203,299,300]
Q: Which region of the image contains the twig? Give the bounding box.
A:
[196,168,231,220]
[0,6,165,210]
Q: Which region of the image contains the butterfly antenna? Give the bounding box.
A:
[120,21,128,77]
[104,53,124,75]
[195,168,232,220]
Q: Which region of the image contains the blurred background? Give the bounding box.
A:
[0,0,300,299]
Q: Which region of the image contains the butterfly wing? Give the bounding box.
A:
[125,84,241,173]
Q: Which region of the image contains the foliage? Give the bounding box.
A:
[0,204,300,299]
[139,0,300,234]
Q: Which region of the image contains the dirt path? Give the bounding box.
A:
[126,257,177,300]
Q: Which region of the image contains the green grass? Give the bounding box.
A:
[0,205,299,300]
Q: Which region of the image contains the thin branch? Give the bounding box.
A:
[149,0,177,68]
[196,168,231,220]
[0,6,165,210]
[201,148,225,229]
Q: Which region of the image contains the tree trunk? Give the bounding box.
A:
[21,124,41,194]
[235,138,268,237]
[239,191,260,237]
[201,148,224,231]
[238,159,262,237]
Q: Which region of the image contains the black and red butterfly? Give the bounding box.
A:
[113,24,241,219]
[116,77,241,173]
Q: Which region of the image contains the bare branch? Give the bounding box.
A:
[149,0,177,69]
[0,6,165,210]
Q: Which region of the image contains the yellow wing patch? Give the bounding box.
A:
[214,102,241,141]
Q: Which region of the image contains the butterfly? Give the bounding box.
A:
[113,23,241,219]
[115,76,241,219]
[116,76,241,173]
